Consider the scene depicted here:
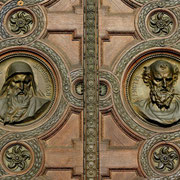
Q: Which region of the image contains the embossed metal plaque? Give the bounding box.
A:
[127,53,180,126]
[0,52,55,126]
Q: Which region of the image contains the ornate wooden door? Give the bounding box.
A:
[0,0,180,179]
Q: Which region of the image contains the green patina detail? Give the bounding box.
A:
[0,0,46,5]
[153,146,178,172]
[84,0,99,179]
[9,11,33,35]
[149,12,173,36]
[4,144,31,172]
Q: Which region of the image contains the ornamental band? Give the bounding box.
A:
[134,60,180,125]
[0,61,50,124]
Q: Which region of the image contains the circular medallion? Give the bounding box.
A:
[140,136,180,178]
[151,144,179,174]
[147,10,174,37]
[0,50,56,128]
[6,9,35,36]
[125,51,180,127]
[2,143,33,173]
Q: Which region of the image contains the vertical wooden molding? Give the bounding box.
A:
[83,0,99,179]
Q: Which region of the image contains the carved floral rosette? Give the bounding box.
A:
[1,142,34,174]
[136,0,180,41]
[0,137,44,179]
[139,133,180,178]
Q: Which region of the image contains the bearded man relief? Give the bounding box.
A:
[0,61,50,125]
[134,60,180,125]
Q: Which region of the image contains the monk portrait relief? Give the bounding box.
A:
[0,61,51,125]
[134,60,180,126]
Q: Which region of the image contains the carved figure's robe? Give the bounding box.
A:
[0,96,50,124]
[134,96,180,125]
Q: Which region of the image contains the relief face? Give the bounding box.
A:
[0,56,54,125]
[128,56,180,126]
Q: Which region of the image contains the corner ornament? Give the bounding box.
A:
[149,12,173,37]
[9,11,33,35]
[152,145,179,173]
[4,144,31,172]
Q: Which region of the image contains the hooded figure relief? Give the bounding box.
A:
[0,61,50,124]
[134,60,180,125]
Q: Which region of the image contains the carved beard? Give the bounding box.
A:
[4,87,32,124]
[150,85,174,109]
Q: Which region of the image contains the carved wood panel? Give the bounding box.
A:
[0,0,180,180]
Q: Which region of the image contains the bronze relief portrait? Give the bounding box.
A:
[0,56,54,125]
[128,55,180,126]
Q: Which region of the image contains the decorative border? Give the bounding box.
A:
[0,138,43,179]
[137,1,180,41]
[114,41,161,138]
[0,2,46,44]
[140,133,180,179]
[0,0,48,5]
[84,0,99,179]
[31,41,83,108]
[130,0,180,5]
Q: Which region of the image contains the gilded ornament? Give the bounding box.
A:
[134,60,180,126]
[17,0,24,6]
